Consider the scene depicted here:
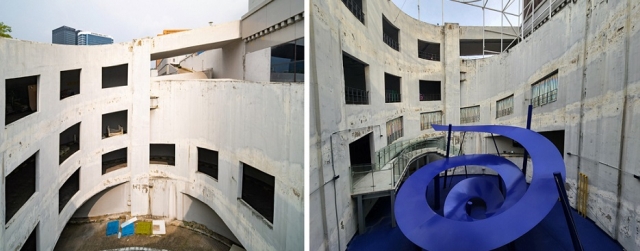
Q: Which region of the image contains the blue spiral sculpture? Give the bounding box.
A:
[394,125,566,251]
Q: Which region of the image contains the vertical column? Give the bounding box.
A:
[129,39,152,216]
[357,195,365,234]
[443,23,461,124]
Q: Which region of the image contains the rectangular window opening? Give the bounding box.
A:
[20,224,37,251]
[59,168,80,213]
[6,152,37,224]
[349,133,373,173]
[102,64,128,88]
[460,105,480,124]
[496,95,514,118]
[5,75,38,125]
[419,80,441,101]
[386,116,403,144]
[150,144,176,166]
[59,122,81,164]
[197,147,219,180]
[102,110,127,139]
[241,163,275,223]
[270,38,304,82]
[531,71,558,108]
[418,40,440,61]
[342,0,365,24]
[60,69,81,99]
[385,73,401,103]
[343,53,369,105]
[421,111,443,130]
[102,148,127,174]
[539,130,565,158]
[382,15,399,51]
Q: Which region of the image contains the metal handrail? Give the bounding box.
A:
[342,0,365,23]
[345,86,369,104]
[420,94,441,101]
[418,51,440,61]
[383,33,399,51]
[385,92,401,103]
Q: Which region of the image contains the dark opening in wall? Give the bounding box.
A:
[270,38,304,82]
[102,64,128,88]
[5,152,37,223]
[59,168,80,213]
[102,148,127,174]
[382,15,399,51]
[419,80,441,101]
[60,69,81,99]
[5,75,38,125]
[539,130,565,158]
[349,133,373,173]
[385,73,401,103]
[59,122,80,164]
[20,224,37,251]
[342,0,365,24]
[241,163,275,223]
[102,110,127,139]
[418,40,440,61]
[198,147,218,180]
[343,53,369,105]
[150,144,176,166]
[460,39,516,57]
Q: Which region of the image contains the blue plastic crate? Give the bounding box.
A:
[106,220,119,236]
[121,223,134,237]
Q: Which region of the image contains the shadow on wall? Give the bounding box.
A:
[72,182,131,218]
[182,194,241,246]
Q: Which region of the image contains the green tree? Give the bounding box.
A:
[0,22,12,38]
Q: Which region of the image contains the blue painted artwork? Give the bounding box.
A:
[394,124,566,251]
[121,223,134,237]
[106,220,119,236]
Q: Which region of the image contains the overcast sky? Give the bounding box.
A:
[391,0,521,27]
[0,0,248,43]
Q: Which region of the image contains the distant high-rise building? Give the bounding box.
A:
[52,26,78,45]
[77,31,113,45]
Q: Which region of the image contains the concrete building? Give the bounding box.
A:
[1,1,303,250]
[52,26,78,45]
[77,31,114,45]
[310,0,640,250]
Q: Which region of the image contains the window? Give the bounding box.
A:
[342,0,365,24]
[5,75,38,125]
[460,106,480,124]
[421,111,443,130]
[349,133,373,172]
[343,53,369,105]
[60,69,80,99]
[270,38,304,82]
[385,73,401,103]
[102,64,128,88]
[382,15,399,51]
[419,80,441,101]
[531,71,558,107]
[496,95,514,118]
[102,148,127,174]
[6,152,37,223]
[386,116,403,144]
[241,163,275,223]
[150,144,175,166]
[418,40,440,61]
[102,110,127,139]
[59,168,80,213]
[59,122,81,164]
[198,147,219,180]
[20,224,37,251]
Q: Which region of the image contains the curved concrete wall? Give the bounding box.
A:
[1,24,303,251]
[311,0,640,250]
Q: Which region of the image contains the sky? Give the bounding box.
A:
[0,0,248,43]
[391,0,521,27]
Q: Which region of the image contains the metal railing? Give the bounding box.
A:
[420,94,441,101]
[532,89,557,107]
[383,33,399,51]
[461,115,480,124]
[345,86,369,104]
[342,0,365,24]
[350,136,459,194]
[385,92,401,103]
[496,107,513,118]
[418,51,440,61]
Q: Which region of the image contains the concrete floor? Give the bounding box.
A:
[54,221,231,251]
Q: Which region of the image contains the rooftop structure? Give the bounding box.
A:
[77,31,113,45]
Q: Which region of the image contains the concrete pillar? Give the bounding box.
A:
[357,195,365,234]
[443,23,461,124]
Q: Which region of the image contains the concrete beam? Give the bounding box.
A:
[150,21,242,60]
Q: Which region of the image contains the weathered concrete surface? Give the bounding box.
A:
[150,21,241,60]
[310,0,640,250]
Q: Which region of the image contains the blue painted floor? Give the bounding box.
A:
[347,175,623,251]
